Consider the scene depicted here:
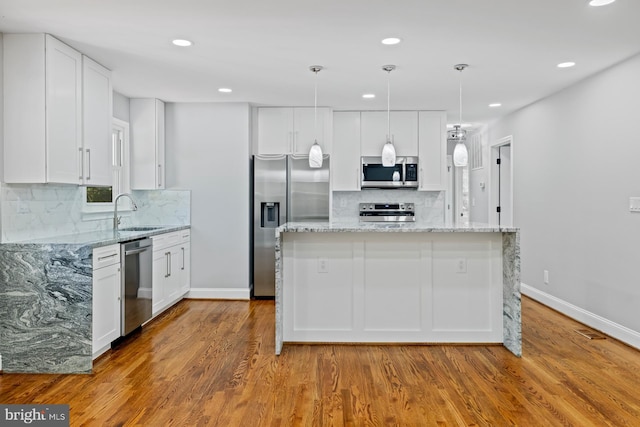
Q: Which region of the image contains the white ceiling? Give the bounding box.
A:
[1,0,639,127]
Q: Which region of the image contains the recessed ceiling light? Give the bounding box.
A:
[489,103,502,108]
[589,0,615,6]
[557,62,576,68]
[172,39,193,47]
[362,94,376,99]
[381,37,401,45]
[218,88,232,93]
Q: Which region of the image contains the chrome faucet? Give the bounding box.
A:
[113,193,139,231]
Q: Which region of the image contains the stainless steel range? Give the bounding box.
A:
[359,203,416,222]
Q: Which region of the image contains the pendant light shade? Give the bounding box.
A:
[451,64,469,168]
[381,65,396,167]
[451,125,469,167]
[309,65,324,168]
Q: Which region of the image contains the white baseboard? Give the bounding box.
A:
[186,287,250,300]
[521,283,640,350]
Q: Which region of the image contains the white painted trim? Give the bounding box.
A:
[488,135,514,227]
[186,287,251,300]
[521,283,640,350]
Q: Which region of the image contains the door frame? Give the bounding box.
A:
[488,135,514,227]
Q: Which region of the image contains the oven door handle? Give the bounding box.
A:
[125,247,151,256]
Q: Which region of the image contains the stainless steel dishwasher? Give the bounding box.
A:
[121,238,153,336]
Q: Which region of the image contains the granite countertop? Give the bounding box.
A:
[277,221,518,234]
[10,225,191,247]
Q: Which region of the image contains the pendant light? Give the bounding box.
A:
[381,65,397,167]
[451,64,469,168]
[308,65,324,168]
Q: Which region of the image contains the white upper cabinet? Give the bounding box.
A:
[257,107,332,155]
[360,111,418,157]
[418,111,447,191]
[82,56,113,186]
[130,99,165,190]
[332,112,361,191]
[3,34,112,186]
[4,34,82,184]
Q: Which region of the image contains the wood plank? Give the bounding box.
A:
[1,297,639,425]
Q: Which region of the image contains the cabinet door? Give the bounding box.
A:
[131,98,165,189]
[3,34,47,183]
[361,111,418,157]
[152,249,169,315]
[45,35,83,184]
[292,107,331,155]
[92,263,121,358]
[165,245,182,305]
[257,108,294,154]
[332,112,361,191]
[156,99,166,189]
[82,56,113,186]
[179,239,191,295]
[418,111,447,191]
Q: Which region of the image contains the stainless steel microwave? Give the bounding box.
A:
[361,156,419,189]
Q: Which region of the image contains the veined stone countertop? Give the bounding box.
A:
[0,224,190,374]
[11,225,190,247]
[277,221,518,234]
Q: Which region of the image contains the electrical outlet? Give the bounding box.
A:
[318,257,328,273]
[544,270,549,284]
[456,258,467,274]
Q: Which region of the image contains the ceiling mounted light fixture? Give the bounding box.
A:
[218,88,232,93]
[172,39,193,47]
[450,64,469,168]
[362,93,376,99]
[308,65,324,168]
[557,62,576,68]
[489,103,502,108]
[381,65,397,167]
[381,37,402,45]
[589,0,615,6]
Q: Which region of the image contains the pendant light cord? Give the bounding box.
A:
[314,69,318,142]
[459,72,462,127]
[387,69,391,140]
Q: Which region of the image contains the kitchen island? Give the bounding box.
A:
[275,222,521,356]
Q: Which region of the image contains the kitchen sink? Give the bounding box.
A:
[118,226,165,232]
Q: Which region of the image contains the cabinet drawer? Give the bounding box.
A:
[179,230,191,242]
[152,231,182,252]
[93,244,121,269]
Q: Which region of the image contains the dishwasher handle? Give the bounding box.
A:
[125,247,151,256]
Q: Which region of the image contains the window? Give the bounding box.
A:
[85,118,131,210]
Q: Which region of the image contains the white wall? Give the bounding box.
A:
[112,91,129,122]
[165,103,251,298]
[489,52,640,347]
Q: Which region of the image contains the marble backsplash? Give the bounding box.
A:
[0,184,190,242]
[332,190,445,226]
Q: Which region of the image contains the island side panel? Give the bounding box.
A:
[502,231,522,356]
[275,230,283,355]
[0,243,93,373]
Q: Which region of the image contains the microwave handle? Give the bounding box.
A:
[401,158,406,185]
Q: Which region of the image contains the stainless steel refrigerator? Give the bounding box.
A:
[251,154,330,298]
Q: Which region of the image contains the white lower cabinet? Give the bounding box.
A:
[92,244,121,359]
[152,230,191,316]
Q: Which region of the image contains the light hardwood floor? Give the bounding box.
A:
[1,296,639,426]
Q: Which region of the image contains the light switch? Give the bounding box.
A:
[630,197,640,212]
